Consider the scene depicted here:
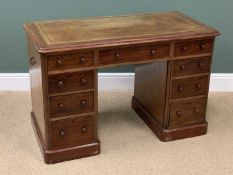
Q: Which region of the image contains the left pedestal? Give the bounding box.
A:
[27,38,100,164]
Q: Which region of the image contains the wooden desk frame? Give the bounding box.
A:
[24,12,219,164]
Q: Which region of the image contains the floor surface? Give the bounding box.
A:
[0,91,233,175]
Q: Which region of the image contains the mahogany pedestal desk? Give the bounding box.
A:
[24,12,219,164]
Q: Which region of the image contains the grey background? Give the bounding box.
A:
[0,0,232,73]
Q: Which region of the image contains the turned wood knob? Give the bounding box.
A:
[80,78,87,85]
[177,85,183,92]
[195,83,201,89]
[30,57,36,66]
[81,127,87,133]
[176,111,182,117]
[194,108,199,113]
[80,99,87,107]
[80,57,86,64]
[151,49,157,56]
[198,62,204,68]
[57,59,63,65]
[199,43,208,50]
[58,103,64,108]
[59,130,65,137]
[180,46,187,52]
[114,53,120,59]
[57,81,64,87]
[180,65,185,70]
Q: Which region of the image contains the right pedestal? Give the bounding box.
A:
[133,57,211,141]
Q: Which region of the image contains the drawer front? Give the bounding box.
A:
[174,39,213,57]
[49,92,94,118]
[171,76,209,99]
[47,51,94,71]
[99,44,170,65]
[50,116,95,149]
[169,98,206,128]
[172,57,210,77]
[48,70,94,94]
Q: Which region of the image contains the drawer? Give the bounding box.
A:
[49,92,94,118]
[172,57,210,77]
[48,70,94,94]
[50,116,95,149]
[99,44,170,65]
[47,51,94,71]
[171,76,209,99]
[174,39,213,57]
[169,97,206,128]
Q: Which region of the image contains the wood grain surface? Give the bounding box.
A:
[48,70,94,94]
[49,92,94,118]
[168,97,207,129]
[50,115,95,149]
[24,12,219,53]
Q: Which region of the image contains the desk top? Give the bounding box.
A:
[24,11,219,53]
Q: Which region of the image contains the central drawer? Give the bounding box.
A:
[171,75,209,99]
[49,92,94,118]
[99,43,170,65]
[50,116,95,149]
[48,70,94,94]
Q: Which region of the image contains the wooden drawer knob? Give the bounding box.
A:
[80,99,87,107]
[80,57,86,64]
[80,78,88,85]
[57,59,63,65]
[81,127,87,133]
[114,53,120,59]
[179,65,185,70]
[58,103,65,108]
[177,85,183,92]
[151,49,157,56]
[195,83,201,89]
[198,62,204,68]
[59,130,65,137]
[199,43,208,50]
[176,111,182,117]
[194,108,199,113]
[180,46,187,52]
[57,81,64,87]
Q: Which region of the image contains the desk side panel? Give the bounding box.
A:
[134,62,168,126]
[27,38,47,143]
